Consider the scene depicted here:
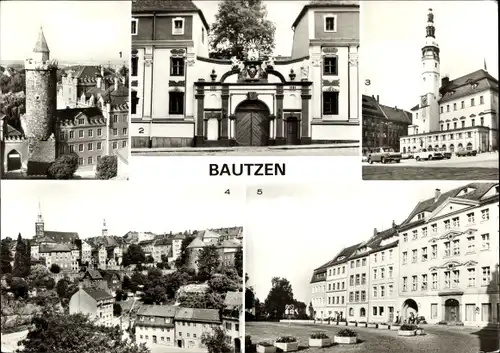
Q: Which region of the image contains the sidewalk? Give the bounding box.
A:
[132,142,359,154]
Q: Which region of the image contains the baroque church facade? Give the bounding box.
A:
[400,9,499,154]
[130,0,360,148]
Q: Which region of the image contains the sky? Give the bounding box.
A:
[246,180,470,305]
[0,181,245,241]
[0,1,130,63]
[362,0,499,111]
[194,1,309,56]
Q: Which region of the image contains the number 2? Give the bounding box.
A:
[138,127,144,134]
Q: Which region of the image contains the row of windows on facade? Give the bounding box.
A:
[439,96,485,114]
[402,209,490,241]
[353,267,395,284]
[346,306,388,318]
[440,117,485,132]
[131,17,201,40]
[428,303,495,322]
[62,140,127,155]
[61,127,128,140]
[401,266,493,292]
[403,131,481,145]
[348,286,395,303]
[130,91,183,115]
[350,249,395,269]
[401,233,491,265]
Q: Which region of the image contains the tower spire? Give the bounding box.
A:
[102,218,108,237]
[37,200,43,223]
[33,26,50,61]
[426,8,436,38]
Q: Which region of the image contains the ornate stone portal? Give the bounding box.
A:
[230,40,276,83]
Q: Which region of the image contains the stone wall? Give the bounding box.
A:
[27,136,56,175]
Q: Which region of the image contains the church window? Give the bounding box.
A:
[131,19,138,35]
[172,18,185,35]
[323,57,338,75]
[323,92,339,115]
[170,58,185,76]
[169,92,184,115]
[324,15,337,32]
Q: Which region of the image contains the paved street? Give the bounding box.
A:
[1,329,28,352]
[246,321,500,353]
[132,145,359,156]
[363,152,499,180]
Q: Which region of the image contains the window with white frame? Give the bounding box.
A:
[452,217,460,228]
[172,17,185,35]
[421,247,428,261]
[467,212,475,224]
[431,244,437,259]
[452,270,460,288]
[131,19,138,35]
[421,274,428,290]
[481,234,490,250]
[431,223,437,233]
[422,227,428,237]
[444,241,451,256]
[467,236,475,252]
[412,276,417,291]
[467,268,475,287]
[380,268,385,279]
[482,266,491,286]
[431,272,438,289]
[481,209,490,221]
[412,230,418,240]
[402,251,407,265]
[453,239,460,255]
[444,271,450,288]
[324,14,337,32]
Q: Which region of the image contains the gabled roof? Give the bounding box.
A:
[224,291,242,309]
[186,237,206,249]
[33,27,49,53]
[43,230,79,244]
[56,107,105,124]
[219,239,242,249]
[132,0,209,29]
[82,287,114,301]
[439,69,498,104]
[174,307,220,324]
[39,244,71,253]
[154,238,172,247]
[85,270,103,280]
[138,305,177,318]
[362,95,412,125]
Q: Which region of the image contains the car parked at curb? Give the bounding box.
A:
[367,147,402,164]
[455,147,477,157]
[440,148,452,159]
[414,148,444,161]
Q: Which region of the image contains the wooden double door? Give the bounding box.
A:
[235,100,270,146]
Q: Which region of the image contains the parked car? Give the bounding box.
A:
[440,149,452,159]
[455,147,477,157]
[367,147,402,164]
[414,148,444,161]
[401,152,414,159]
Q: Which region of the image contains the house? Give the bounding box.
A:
[69,287,115,326]
[80,269,108,292]
[174,308,221,349]
[223,291,243,352]
[135,305,177,348]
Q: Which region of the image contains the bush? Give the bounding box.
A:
[257,342,273,347]
[50,264,61,274]
[96,155,117,180]
[275,336,297,343]
[10,277,29,299]
[113,303,122,317]
[310,332,329,339]
[336,329,357,337]
[46,153,78,179]
[399,324,418,331]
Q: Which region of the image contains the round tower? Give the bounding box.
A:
[421,8,440,100]
[23,27,58,140]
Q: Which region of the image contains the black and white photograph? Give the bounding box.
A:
[0,181,244,353]
[245,181,500,353]
[361,1,499,180]
[0,1,130,179]
[130,0,360,157]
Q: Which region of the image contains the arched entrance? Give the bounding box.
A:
[445,299,460,322]
[449,144,455,152]
[234,338,241,353]
[402,299,418,321]
[234,100,270,146]
[466,142,473,150]
[402,147,406,153]
[285,116,300,145]
[7,150,22,171]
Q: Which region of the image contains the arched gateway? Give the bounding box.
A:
[401,298,418,321]
[444,298,460,322]
[7,150,22,171]
[234,100,270,146]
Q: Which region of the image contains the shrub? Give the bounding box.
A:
[258,342,273,347]
[46,153,78,179]
[399,324,418,331]
[50,264,61,274]
[310,332,329,339]
[275,336,297,343]
[96,155,117,180]
[113,303,122,317]
[336,329,357,337]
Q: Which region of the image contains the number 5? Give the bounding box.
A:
[257,189,263,195]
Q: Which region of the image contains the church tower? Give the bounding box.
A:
[418,8,441,134]
[22,27,58,174]
[35,202,44,239]
[102,218,108,237]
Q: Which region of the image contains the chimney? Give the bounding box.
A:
[373,228,377,236]
[441,76,450,87]
[434,189,441,202]
[97,76,102,89]
[392,220,396,228]
[376,95,379,103]
[114,76,118,91]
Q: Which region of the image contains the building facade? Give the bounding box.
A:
[130,0,360,149]
[136,305,177,348]
[69,287,115,326]
[400,9,499,153]
[310,268,327,319]
[174,308,221,349]
[346,245,370,322]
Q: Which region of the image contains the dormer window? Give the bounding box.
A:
[131,19,138,35]
[324,14,337,32]
[173,18,185,35]
[472,83,478,89]
[78,118,85,125]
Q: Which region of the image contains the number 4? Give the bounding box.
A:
[225,189,230,195]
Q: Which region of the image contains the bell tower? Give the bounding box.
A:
[418,8,441,134]
[35,201,44,239]
[102,218,108,237]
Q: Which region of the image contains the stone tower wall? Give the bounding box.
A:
[24,59,58,140]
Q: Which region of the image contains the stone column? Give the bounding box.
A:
[310,49,323,121]
[143,47,154,118]
[301,85,312,144]
[275,85,285,145]
[185,51,196,120]
[194,82,205,147]
[348,46,359,122]
[220,85,230,145]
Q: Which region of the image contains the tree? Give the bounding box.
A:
[96,155,117,180]
[245,287,255,311]
[113,303,123,317]
[122,244,146,267]
[201,326,232,353]
[119,65,129,78]
[10,277,29,299]
[234,247,243,277]
[50,264,61,274]
[178,292,224,310]
[264,277,294,320]
[18,310,151,353]
[56,279,69,299]
[146,255,155,264]
[46,153,78,179]
[208,274,240,294]
[308,302,314,319]
[27,264,50,289]
[115,289,126,302]
[122,275,132,292]
[13,233,30,278]
[209,0,276,60]
[196,245,220,280]
[175,235,196,269]
[0,238,13,274]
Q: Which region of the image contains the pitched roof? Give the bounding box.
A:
[325,242,362,267]
[219,239,242,249]
[82,287,114,301]
[132,0,209,29]
[39,244,71,253]
[292,1,359,30]
[44,230,79,244]
[33,27,49,53]
[224,291,242,309]
[186,237,206,249]
[362,95,412,125]
[154,238,172,247]
[86,270,103,280]
[401,182,498,227]
[56,107,105,124]
[174,307,220,323]
[379,105,412,124]
[138,304,177,318]
[439,69,498,104]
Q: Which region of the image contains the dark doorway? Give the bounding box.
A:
[7,150,21,171]
[286,117,300,145]
[234,338,241,353]
[234,100,270,146]
[177,339,182,348]
[388,306,394,322]
[445,299,460,322]
[402,299,418,321]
